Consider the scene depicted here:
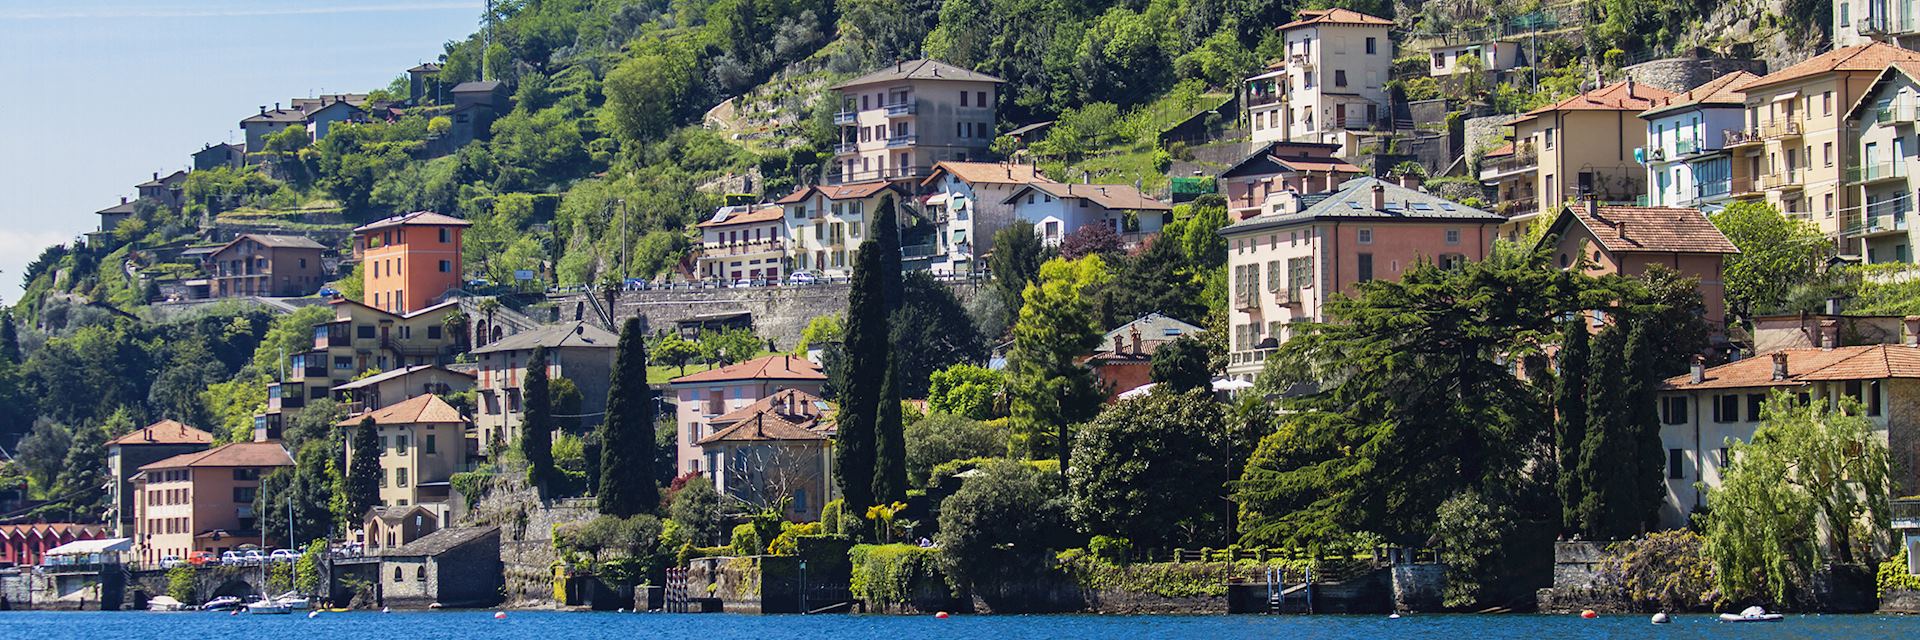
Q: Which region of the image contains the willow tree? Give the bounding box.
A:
[1704,395,1892,606]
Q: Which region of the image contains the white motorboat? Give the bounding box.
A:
[200,596,243,612]
[146,595,188,612]
[1719,605,1784,622]
[274,592,311,610]
[244,600,293,615]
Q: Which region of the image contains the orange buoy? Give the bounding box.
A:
[935,612,950,619]
[1581,610,1598,619]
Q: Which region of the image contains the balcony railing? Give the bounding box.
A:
[884,100,918,117]
[833,142,857,155]
[1724,128,1762,147]
[1757,169,1805,190]
[1641,147,1666,163]
[1876,103,1919,125]
[1246,93,1284,108]
[702,239,784,257]
[901,244,941,258]
[885,135,917,148]
[833,111,856,125]
[1480,146,1539,177]
[1727,176,1759,196]
[1496,197,1539,218]
[1894,498,1920,529]
[1695,180,1731,199]
[1847,162,1905,184]
[1674,139,1703,156]
[1850,206,1911,237]
[826,165,933,185]
[1760,120,1802,140]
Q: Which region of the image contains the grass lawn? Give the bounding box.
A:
[645,350,788,384]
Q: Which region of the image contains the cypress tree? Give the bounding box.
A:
[522,346,555,492]
[1577,322,1630,539]
[1553,319,1590,535]
[599,317,658,516]
[0,312,18,364]
[346,417,381,521]
[835,227,885,513]
[1622,320,1666,534]
[871,356,907,503]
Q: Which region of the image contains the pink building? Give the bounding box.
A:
[0,523,106,567]
[1220,177,1503,378]
[1540,202,1740,332]
[668,355,827,478]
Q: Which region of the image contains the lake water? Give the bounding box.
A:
[2,610,1917,639]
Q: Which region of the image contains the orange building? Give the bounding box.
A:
[354,211,472,314]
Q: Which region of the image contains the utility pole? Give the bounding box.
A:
[620,198,630,280]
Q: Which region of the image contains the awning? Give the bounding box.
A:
[43,538,132,556]
[1771,91,1799,102]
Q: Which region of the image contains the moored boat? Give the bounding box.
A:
[146,596,188,612]
[244,600,293,615]
[1719,606,1783,622]
[200,596,243,612]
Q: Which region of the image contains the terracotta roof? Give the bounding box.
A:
[1512,81,1677,122]
[775,182,896,205]
[471,321,619,355]
[353,210,473,233]
[339,393,466,426]
[1482,142,1515,158]
[329,365,473,392]
[1004,182,1171,211]
[830,59,1003,90]
[1548,204,1739,255]
[921,161,1053,187]
[140,442,292,471]
[211,234,326,258]
[108,420,213,446]
[327,297,462,321]
[1278,7,1393,30]
[1735,42,1920,93]
[670,354,826,384]
[0,523,106,540]
[1640,71,1759,119]
[1663,345,1920,390]
[698,389,833,445]
[697,205,785,228]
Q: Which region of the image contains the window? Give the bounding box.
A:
[1660,396,1689,424]
[394,567,403,582]
[1334,70,1348,87]
[1357,253,1374,282]
[1668,449,1685,480]
[1365,37,1377,54]
[417,567,427,582]
[1266,261,1282,292]
[234,468,259,481]
[1445,229,1460,245]
[439,228,450,243]
[357,325,375,339]
[960,91,968,107]
[1287,257,1310,296]
[394,435,408,455]
[438,260,451,273]
[425,434,437,455]
[1746,394,1765,421]
[1824,142,1833,167]
[1713,394,1739,423]
[396,468,408,487]
[379,470,388,488]
[1357,228,1373,244]
[428,326,442,339]
[1544,128,1555,150]
[233,487,256,503]
[977,91,987,107]
[1871,380,1884,416]
[1823,91,1832,116]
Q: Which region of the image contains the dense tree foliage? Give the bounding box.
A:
[600,317,658,517]
[1710,201,1828,318]
[1068,388,1224,552]
[926,364,1004,420]
[523,346,557,492]
[345,418,381,523]
[905,412,1006,488]
[1007,256,1110,463]
[890,271,987,397]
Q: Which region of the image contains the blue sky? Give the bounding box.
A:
[0,1,482,300]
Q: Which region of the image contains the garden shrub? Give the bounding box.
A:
[850,543,951,607]
[730,523,763,557]
[1878,548,1920,598]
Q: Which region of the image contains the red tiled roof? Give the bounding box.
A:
[775,182,896,205]
[1278,7,1392,30]
[140,442,292,471]
[697,205,784,228]
[1640,71,1759,118]
[920,161,1053,187]
[108,420,214,446]
[1482,142,1515,158]
[1556,204,1739,255]
[353,211,473,233]
[339,393,465,426]
[670,354,826,384]
[1663,345,1920,390]
[1734,42,1920,93]
[698,389,833,444]
[1513,80,1677,122]
[0,523,106,540]
[1006,182,1172,211]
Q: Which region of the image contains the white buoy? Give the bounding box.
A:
[1389,613,1401,619]
[1651,612,1672,624]
[307,610,320,619]
[494,611,508,619]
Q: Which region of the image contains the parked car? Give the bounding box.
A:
[786,270,820,286]
[187,551,218,566]
[269,549,299,563]
[242,549,267,565]
[158,555,183,569]
[315,286,339,298]
[220,551,243,565]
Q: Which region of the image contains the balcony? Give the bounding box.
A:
[1479,146,1539,179]
[1695,180,1731,200]
[1640,147,1667,163]
[1235,292,1259,311]
[1894,498,1920,530]
[1727,176,1761,197]
[1758,169,1806,191]
[1876,103,1919,125]
[833,111,856,125]
[1288,53,1314,71]
[884,100,918,117]
[1847,161,1906,185]
[1723,128,1763,148]
[1247,92,1284,108]
[1850,205,1911,238]
[702,239,784,258]
[833,142,857,155]
[1495,197,1540,218]
[1274,289,1301,307]
[1760,120,1802,140]
[885,135,917,148]
[901,244,941,259]
[1674,139,1711,157]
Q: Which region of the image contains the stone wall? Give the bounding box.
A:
[1463,115,1511,168]
[686,555,763,613]
[1882,588,1920,613]
[1622,58,1768,93]
[1391,564,1446,612]
[552,281,986,349]
[463,481,598,606]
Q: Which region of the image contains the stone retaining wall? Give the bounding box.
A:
[1622,58,1768,93]
[551,280,986,349]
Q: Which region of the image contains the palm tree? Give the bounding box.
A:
[476,297,502,347]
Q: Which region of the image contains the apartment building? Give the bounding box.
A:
[1539,202,1740,332]
[1837,0,1920,50]
[1657,331,1920,528]
[330,364,475,415]
[341,394,472,523]
[1843,59,1920,264]
[1219,177,1502,378]
[354,211,471,315]
[1638,71,1760,212]
[133,442,293,565]
[696,388,835,522]
[239,94,369,155]
[204,234,327,298]
[669,355,827,477]
[1218,141,1366,220]
[106,420,213,537]
[1002,181,1173,248]
[828,59,1003,185]
[696,205,787,282]
[261,298,463,440]
[917,161,1054,276]
[471,322,619,449]
[1245,8,1394,153]
[1729,42,1920,242]
[777,182,908,278]
[1484,80,1675,239]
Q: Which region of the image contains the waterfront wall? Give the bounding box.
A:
[463,482,598,607]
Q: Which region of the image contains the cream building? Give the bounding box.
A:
[828,59,1002,185]
[776,182,907,279]
[696,204,788,282]
[1843,59,1920,264]
[1484,80,1674,240]
[341,394,472,524]
[1246,8,1394,154]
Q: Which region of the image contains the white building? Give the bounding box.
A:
[1245,8,1394,154]
[916,161,1055,275]
[1638,71,1757,212]
[776,182,906,279]
[1836,0,1920,50]
[1000,181,1173,248]
[1843,60,1920,265]
[696,204,788,281]
[1427,39,1525,77]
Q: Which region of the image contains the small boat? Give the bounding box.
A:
[274,591,310,610]
[1719,605,1784,622]
[146,596,188,612]
[200,596,243,612]
[244,600,293,615]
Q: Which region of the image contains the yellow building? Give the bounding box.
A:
[1482,80,1674,240]
[341,394,472,525]
[261,298,463,440]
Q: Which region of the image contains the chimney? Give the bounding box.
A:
[1819,319,1840,350]
[275,102,281,111]
[1130,328,1142,355]
[1371,183,1386,210]
[1906,315,1920,347]
[1771,352,1789,381]
[1113,335,1125,353]
[1625,77,1636,99]
[1615,221,1629,240]
[1398,173,1423,189]
[153,171,159,180]
[1585,196,1598,220]
[1689,355,1705,385]
[1825,296,1845,316]
[1082,173,1091,185]
[120,196,128,205]
[896,59,903,72]
[259,105,266,114]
